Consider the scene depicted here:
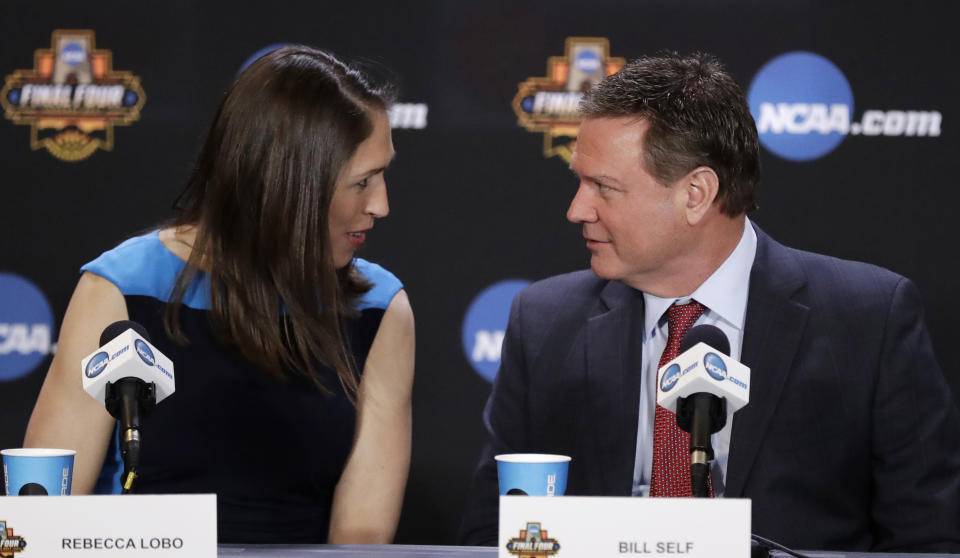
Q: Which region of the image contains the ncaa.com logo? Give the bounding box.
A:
[134,339,155,366]
[703,353,728,381]
[748,51,942,161]
[85,351,109,378]
[659,363,681,392]
[0,272,55,381]
[462,279,531,382]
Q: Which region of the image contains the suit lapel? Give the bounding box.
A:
[725,226,809,497]
[584,280,645,496]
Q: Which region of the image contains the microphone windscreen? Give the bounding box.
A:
[99,320,151,347]
[680,324,730,355]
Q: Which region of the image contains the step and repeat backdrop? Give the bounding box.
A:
[1,0,956,544]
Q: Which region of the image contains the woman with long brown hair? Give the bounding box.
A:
[24,46,414,544]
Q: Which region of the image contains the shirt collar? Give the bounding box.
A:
[642,218,757,338]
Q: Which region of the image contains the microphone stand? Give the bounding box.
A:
[104,378,156,494]
[676,393,726,497]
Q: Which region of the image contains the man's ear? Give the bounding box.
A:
[683,166,720,225]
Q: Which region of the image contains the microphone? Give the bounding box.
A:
[80,320,175,492]
[656,324,751,497]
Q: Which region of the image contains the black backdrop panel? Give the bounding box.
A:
[1,0,956,544]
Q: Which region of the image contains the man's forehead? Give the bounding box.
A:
[572,116,648,173]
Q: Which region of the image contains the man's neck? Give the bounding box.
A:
[628,215,747,298]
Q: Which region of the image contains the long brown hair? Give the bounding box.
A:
[165,46,393,399]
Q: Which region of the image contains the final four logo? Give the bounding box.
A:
[505,522,560,558]
[1,30,146,161]
[512,37,624,162]
[0,521,26,557]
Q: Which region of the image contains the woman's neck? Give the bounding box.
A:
[158,224,199,264]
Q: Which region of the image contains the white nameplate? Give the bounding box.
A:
[499,496,750,558]
[0,494,216,556]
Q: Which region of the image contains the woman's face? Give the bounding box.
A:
[328,109,395,269]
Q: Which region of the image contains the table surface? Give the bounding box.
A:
[219,546,491,557]
[217,544,959,558]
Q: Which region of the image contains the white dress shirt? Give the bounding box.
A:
[632,218,757,497]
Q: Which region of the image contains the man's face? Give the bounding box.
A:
[567,116,691,292]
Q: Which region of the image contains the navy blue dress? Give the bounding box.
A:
[81,231,402,543]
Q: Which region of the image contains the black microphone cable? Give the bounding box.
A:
[751,534,814,558]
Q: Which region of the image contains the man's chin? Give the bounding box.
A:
[589,257,621,281]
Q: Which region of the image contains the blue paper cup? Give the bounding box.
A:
[2,448,75,496]
[495,454,570,496]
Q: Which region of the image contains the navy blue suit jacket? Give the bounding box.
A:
[459,225,960,552]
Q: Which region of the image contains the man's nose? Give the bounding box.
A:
[566,183,597,223]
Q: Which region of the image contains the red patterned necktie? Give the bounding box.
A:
[649,300,711,497]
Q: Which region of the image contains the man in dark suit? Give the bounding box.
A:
[459,52,960,552]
